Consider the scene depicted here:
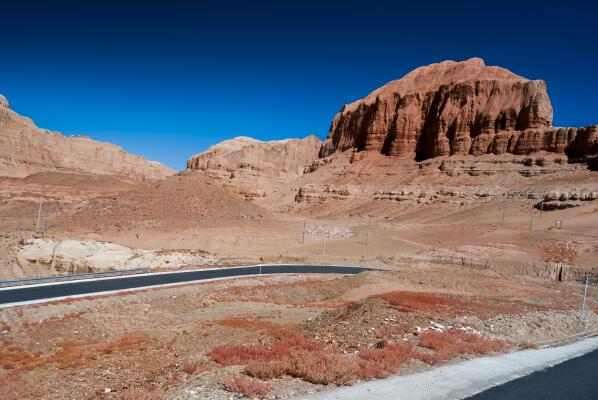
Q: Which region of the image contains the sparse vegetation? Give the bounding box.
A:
[209,334,323,366]
[519,340,539,349]
[419,330,510,363]
[357,342,414,379]
[182,361,209,375]
[224,376,269,398]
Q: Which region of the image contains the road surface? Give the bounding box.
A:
[0,264,375,307]
[467,349,598,400]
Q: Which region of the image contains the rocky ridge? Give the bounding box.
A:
[0,94,175,180]
[187,135,322,199]
[319,58,598,161]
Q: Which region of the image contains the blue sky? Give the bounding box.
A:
[1,1,597,170]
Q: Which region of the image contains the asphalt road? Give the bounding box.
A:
[0,264,375,306]
[467,349,598,400]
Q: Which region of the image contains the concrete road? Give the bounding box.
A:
[467,349,598,400]
[0,264,375,307]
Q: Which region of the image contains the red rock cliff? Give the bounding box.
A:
[320,58,597,160]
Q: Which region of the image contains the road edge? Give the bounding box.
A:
[294,335,598,400]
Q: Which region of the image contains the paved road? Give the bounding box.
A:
[0,264,375,306]
[467,349,598,400]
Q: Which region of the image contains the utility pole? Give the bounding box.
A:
[530,208,533,231]
[322,233,327,256]
[581,275,590,321]
[36,197,43,233]
[301,220,306,244]
[365,216,372,245]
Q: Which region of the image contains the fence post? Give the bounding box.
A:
[36,197,43,233]
[302,220,306,244]
[581,274,590,321]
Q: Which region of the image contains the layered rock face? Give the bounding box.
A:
[0,95,175,180]
[18,238,214,274]
[320,58,597,161]
[187,135,322,198]
[188,135,321,175]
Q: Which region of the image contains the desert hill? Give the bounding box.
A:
[0,94,175,180]
[52,172,270,234]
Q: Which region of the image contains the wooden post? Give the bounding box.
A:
[36,197,43,233]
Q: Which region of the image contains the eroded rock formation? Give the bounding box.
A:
[0,95,175,180]
[188,135,321,175]
[187,135,322,199]
[18,238,215,274]
[320,58,597,161]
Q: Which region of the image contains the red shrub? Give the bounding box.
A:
[286,349,359,385]
[224,376,269,398]
[182,361,209,375]
[245,360,287,379]
[419,330,510,362]
[209,344,280,366]
[274,334,323,352]
[358,342,414,379]
[209,334,322,366]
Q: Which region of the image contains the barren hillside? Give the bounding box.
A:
[0,94,175,180]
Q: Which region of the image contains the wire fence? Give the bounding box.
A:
[2,203,597,283]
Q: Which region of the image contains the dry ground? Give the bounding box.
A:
[1,266,596,399]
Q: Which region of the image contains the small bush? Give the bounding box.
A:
[246,360,287,379]
[286,349,359,385]
[182,361,209,375]
[209,344,279,366]
[519,340,539,349]
[224,376,269,398]
[357,342,414,379]
[419,330,510,362]
[209,334,322,366]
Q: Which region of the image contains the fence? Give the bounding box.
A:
[3,203,596,284]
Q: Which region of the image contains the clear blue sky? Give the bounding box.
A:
[1,0,597,170]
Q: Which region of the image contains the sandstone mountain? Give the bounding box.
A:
[187,135,322,199]
[319,58,597,161]
[0,94,175,180]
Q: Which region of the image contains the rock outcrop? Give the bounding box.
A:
[0,94,175,180]
[18,238,215,274]
[187,135,322,199]
[320,58,598,161]
[188,135,321,175]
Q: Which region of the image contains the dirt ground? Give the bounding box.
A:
[1,266,596,400]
